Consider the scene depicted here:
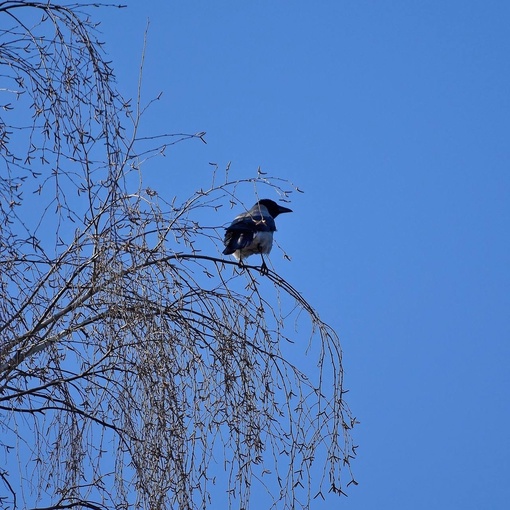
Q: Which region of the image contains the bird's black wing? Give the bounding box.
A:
[222,213,275,255]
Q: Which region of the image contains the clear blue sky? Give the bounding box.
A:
[96,2,510,508]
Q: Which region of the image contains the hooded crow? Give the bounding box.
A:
[223,199,292,273]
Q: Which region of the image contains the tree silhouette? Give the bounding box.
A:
[0,2,357,509]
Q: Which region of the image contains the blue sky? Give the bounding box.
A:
[93,2,510,508]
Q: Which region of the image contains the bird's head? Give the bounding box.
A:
[256,199,293,218]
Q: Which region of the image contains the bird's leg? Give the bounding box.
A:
[260,255,268,275]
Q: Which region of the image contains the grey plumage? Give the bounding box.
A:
[223,199,292,271]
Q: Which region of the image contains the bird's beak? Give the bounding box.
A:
[278,205,293,214]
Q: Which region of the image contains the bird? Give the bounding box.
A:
[223,199,292,273]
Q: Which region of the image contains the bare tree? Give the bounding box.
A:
[0,2,357,509]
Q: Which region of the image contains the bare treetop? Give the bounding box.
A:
[0,3,357,509]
